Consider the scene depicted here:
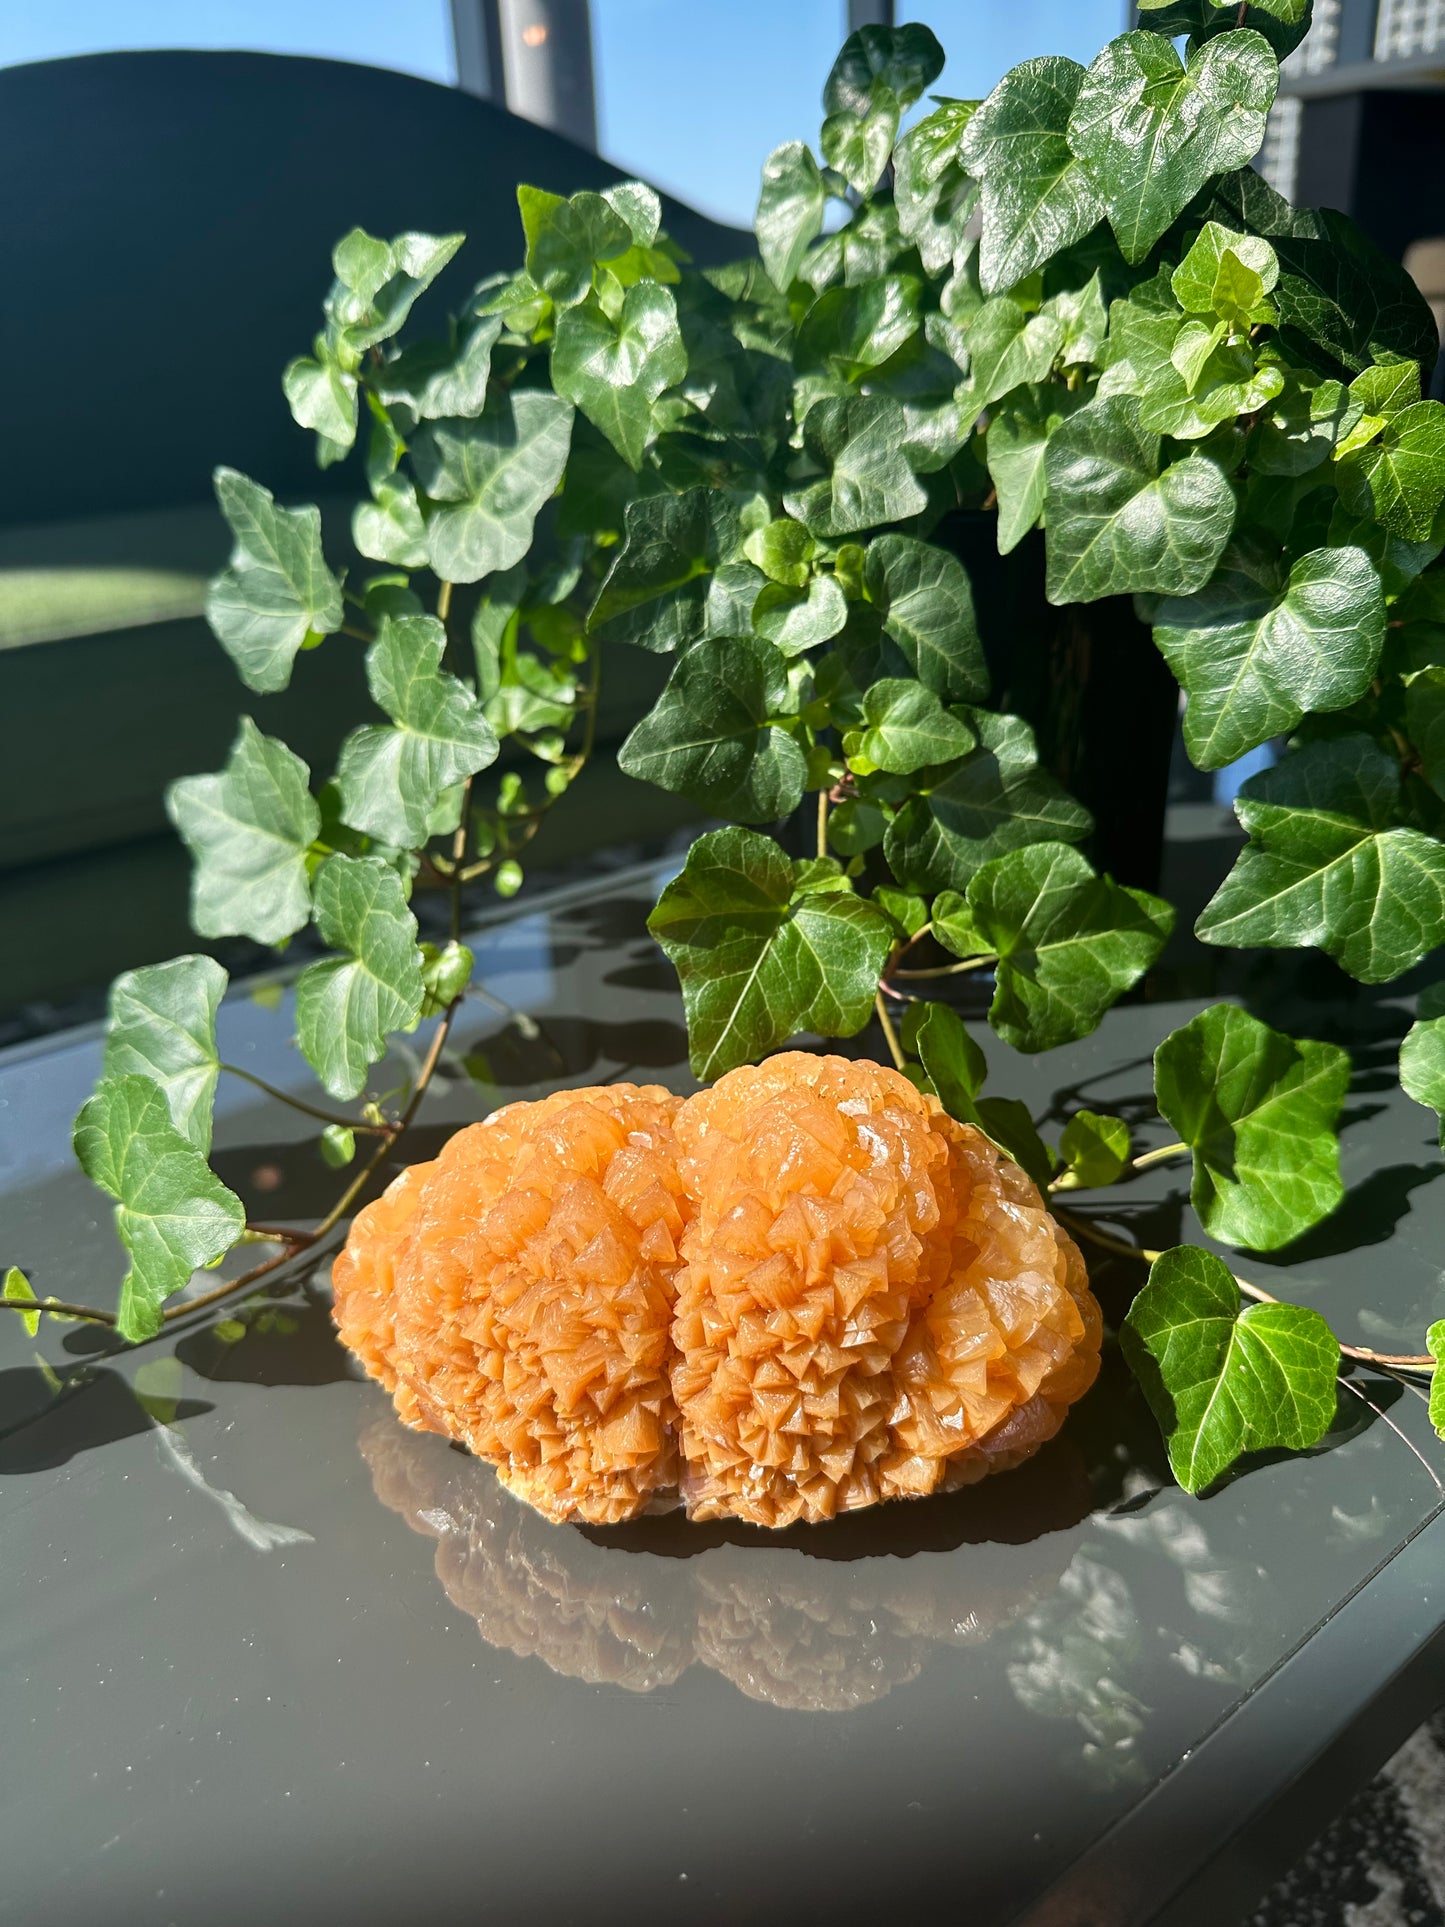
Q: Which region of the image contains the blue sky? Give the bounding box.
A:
[0,1,1127,227]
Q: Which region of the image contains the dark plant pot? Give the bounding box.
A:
[935,510,1179,895]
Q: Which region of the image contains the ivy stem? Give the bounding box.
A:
[1054,1209,1435,1371]
[1,1294,116,1328]
[219,1063,397,1135]
[1129,1140,1189,1171]
[816,788,829,861]
[339,623,375,643]
[436,579,454,623]
[874,991,906,1072]
[893,955,994,980]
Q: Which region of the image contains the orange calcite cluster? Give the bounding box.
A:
[333,1054,1101,1527]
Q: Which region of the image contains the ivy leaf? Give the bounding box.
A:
[1340,400,1445,543]
[959,56,1106,294]
[864,534,988,700]
[893,100,979,277]
[752,575,849,655]
[375,315,502,420]
[353,473,430,569]
[1058,1110,1132,1187]
[73,1074,245,1342]
[744,518,814,587]
[618,635,806,822]
[1429,1321,1445,1440]
[1068,29,1278,264]
[589,488,742,651]
[103,955,227,1154]
[985,384,1082,555]
[1197,734,1445,983]
[205,469,343,693]
[933,842,1173,1052]
[821,22,944,195]
[1121,1246,1340,1494]
[853,679,975,774]
[521,186,632,309]
[4,1268,40,1338]
[648,827,893,1078]
[756,142,827,292]
[1400,999,1445,1147]
[1154,539,1385,770]
[1154,1002,1349,1250]
[1043,395,1236,604]
[294,855,424,1100]
[911,1003,1054,1187]
[320,1124,357,1169]
[1138,0,1314,63]
[419,939,475,1017]
[1171,221,1279,320]
[784,397,928,537]
[282,351,358,461]
[794,275,922,382]
[1196,169,1438,380]
[603,179,663,248]
[167,718,321,946]
[411,388,574,584]
[325,227,462,354]
[963,295,1065,411]
[884,710,1092,893]
[335,615,499,846]
[552,282,687,470]
[1404,667,1445,800]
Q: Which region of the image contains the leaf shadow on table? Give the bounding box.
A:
[0,1364,213,1473]
[460,1012,690,1091]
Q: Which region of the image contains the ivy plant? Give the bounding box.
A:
[14,5,1445,1494]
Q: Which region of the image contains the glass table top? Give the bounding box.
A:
[2,865,1442,1926]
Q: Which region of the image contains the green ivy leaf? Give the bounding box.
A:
[521,186,632,309]
[985,383,1082,554]
[353,473,430,569]
[1399,983,1445,1146]
[892,100,979,278]
[1121,1245,1340,1493]
[294,855,424,1100]
[1197,734,1445,983]
[325,227,463,353]
[1339,400,1445,543]
[589,487,742,651]
[648,826,893,1078]
[744,518,814,587]
[784,397,929,537]
[167,719,321,945]
[959,56,1106,294]
[863,534,988,701]
[3,1267,40,1337]
[552,282,687,470]
[419,939,474,1017]
[319,1123,357,1169]
[1171,221,1279,320]
[411,388,574,584]
[618,635,806,821]
[103,955,227,1154]
[875,884,929,938]
[1154,1002,1349,1249]
[963,295,1065,411]
[282,351,358,461]
[1058,1110,1132,1187]
[752,575,849,655]
[885,710,1092,893]
[374,316,502,420]
[821,22,944,195]
[854,679,975,774]
[1428,1321,1445,1439]
[910,1002,1054,1187]
[1138,0,1314,63]
[205,469,343,694]
[756,141,827,292]
[1154,539,1385,770]
[1068,29,1278,264]
[795,276,923,383]
[1404,668,1445,801]
[1043,394,1236,604]
[73,1074,245,1342]
[933,842,1173,1051]
[335,615,498,846]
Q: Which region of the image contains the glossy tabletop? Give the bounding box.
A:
[3,866,1443,1927]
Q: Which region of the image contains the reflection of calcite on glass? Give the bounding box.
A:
[361,1419,1080,1713]
[336,1057,1102,1529]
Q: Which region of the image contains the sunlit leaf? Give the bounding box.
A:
[552,282,687,469]
[103,955,227,1154]
[205,469,343,693]
[784,396,928,537]
[411,388,574,584]
[1058,1110,1132,1187]
[295,856,424,1099]
[863,533,988,700]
